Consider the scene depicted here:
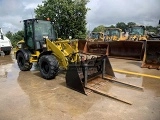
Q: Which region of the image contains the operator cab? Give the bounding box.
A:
[105,28,121,38]
[90,32,104,41]
[24,19,57,51]
[90,32,101,39]
[129,26,145,35]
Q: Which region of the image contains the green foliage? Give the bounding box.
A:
[75,31,86,39]
[34,0,90,39]
[92,25,106,32]
[109,25,116,28]
[116,22,127,31]
[5,30,24,47]
[92,22,159,34]
[105,25,116,30]
[127,22,136,27]
[5,31,13,39]
[146,26,158,34]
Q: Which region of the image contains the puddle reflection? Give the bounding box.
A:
[0,54,16,79]
[114,72,143,87]
[115,72,160,97]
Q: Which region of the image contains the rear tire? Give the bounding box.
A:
[39,55,59,80]
[4,50,11,55]
[17,52,32,71]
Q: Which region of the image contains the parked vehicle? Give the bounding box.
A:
[0,28,12,55]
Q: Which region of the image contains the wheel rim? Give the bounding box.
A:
[41,61,49,74]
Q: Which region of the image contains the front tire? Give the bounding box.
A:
[17,52,32,71]
[39,55,59,80]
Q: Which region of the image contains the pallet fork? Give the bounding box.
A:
[66,55,143,105]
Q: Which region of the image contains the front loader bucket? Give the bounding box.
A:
[65,55,115,95]
[78,40,87,53]
[141,40,160,69]
[83,42,109,55]
[108,41,145,60]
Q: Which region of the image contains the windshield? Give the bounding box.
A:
[34,20,56,41]
[90,33,100,39]
[105,29,120,37]
[129,27,144,35]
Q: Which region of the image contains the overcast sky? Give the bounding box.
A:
[0,0,160,34]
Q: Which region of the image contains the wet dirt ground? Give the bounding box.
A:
[0,52,160,120]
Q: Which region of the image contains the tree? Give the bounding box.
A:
[109,25,116,28]
[127,22,136,27]
[5,30,24,47]
[92,25,106,32]
[92,22,160,35]
[34,0,90,39]
[5,31,13,40]
[146,26,158,34]
[116,22,127,31]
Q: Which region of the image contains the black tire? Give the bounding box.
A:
[17,52,32,71]
[39,55,59,80]
[4,50,11,55]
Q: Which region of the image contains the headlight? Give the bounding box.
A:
[43,36,48,39]
[17,44,22,49]
[43,44,47,48]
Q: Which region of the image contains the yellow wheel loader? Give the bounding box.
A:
[15,19,142,104]
[78,32,106,54]
[15,19,80,79]
[89,32,104,41]
[104,28,128,41]
[128,25,160,69]
[102,27,145,60]
[79,28,128,56]
[128,25,148,41]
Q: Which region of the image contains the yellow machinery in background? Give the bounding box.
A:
[104,28,128,41]
[103,26,146,60]
[128,25,160,69]
[78,24,160,69]
[128,25,148,41]
[78,32,106,53]
[88,32,104,41]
